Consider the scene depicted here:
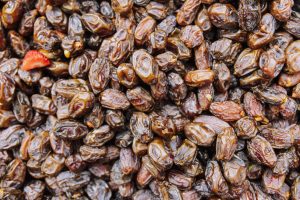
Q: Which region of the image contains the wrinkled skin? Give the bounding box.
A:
[0,1,299,199]
[215,127,238,161]
[238,0,261,31]
[247,136,277,167]
[177,0,202,26]
[248,13,276,49]
[205,160,229,195]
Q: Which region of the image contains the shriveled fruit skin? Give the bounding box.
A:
[209,101,245,122]
[0,0,300,198]
[247,136,277,167]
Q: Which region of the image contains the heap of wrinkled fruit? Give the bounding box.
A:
[0,0,300,199]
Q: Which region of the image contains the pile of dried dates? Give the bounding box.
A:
[0,0,300,199]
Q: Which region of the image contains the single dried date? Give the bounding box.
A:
[209,101,245,122]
